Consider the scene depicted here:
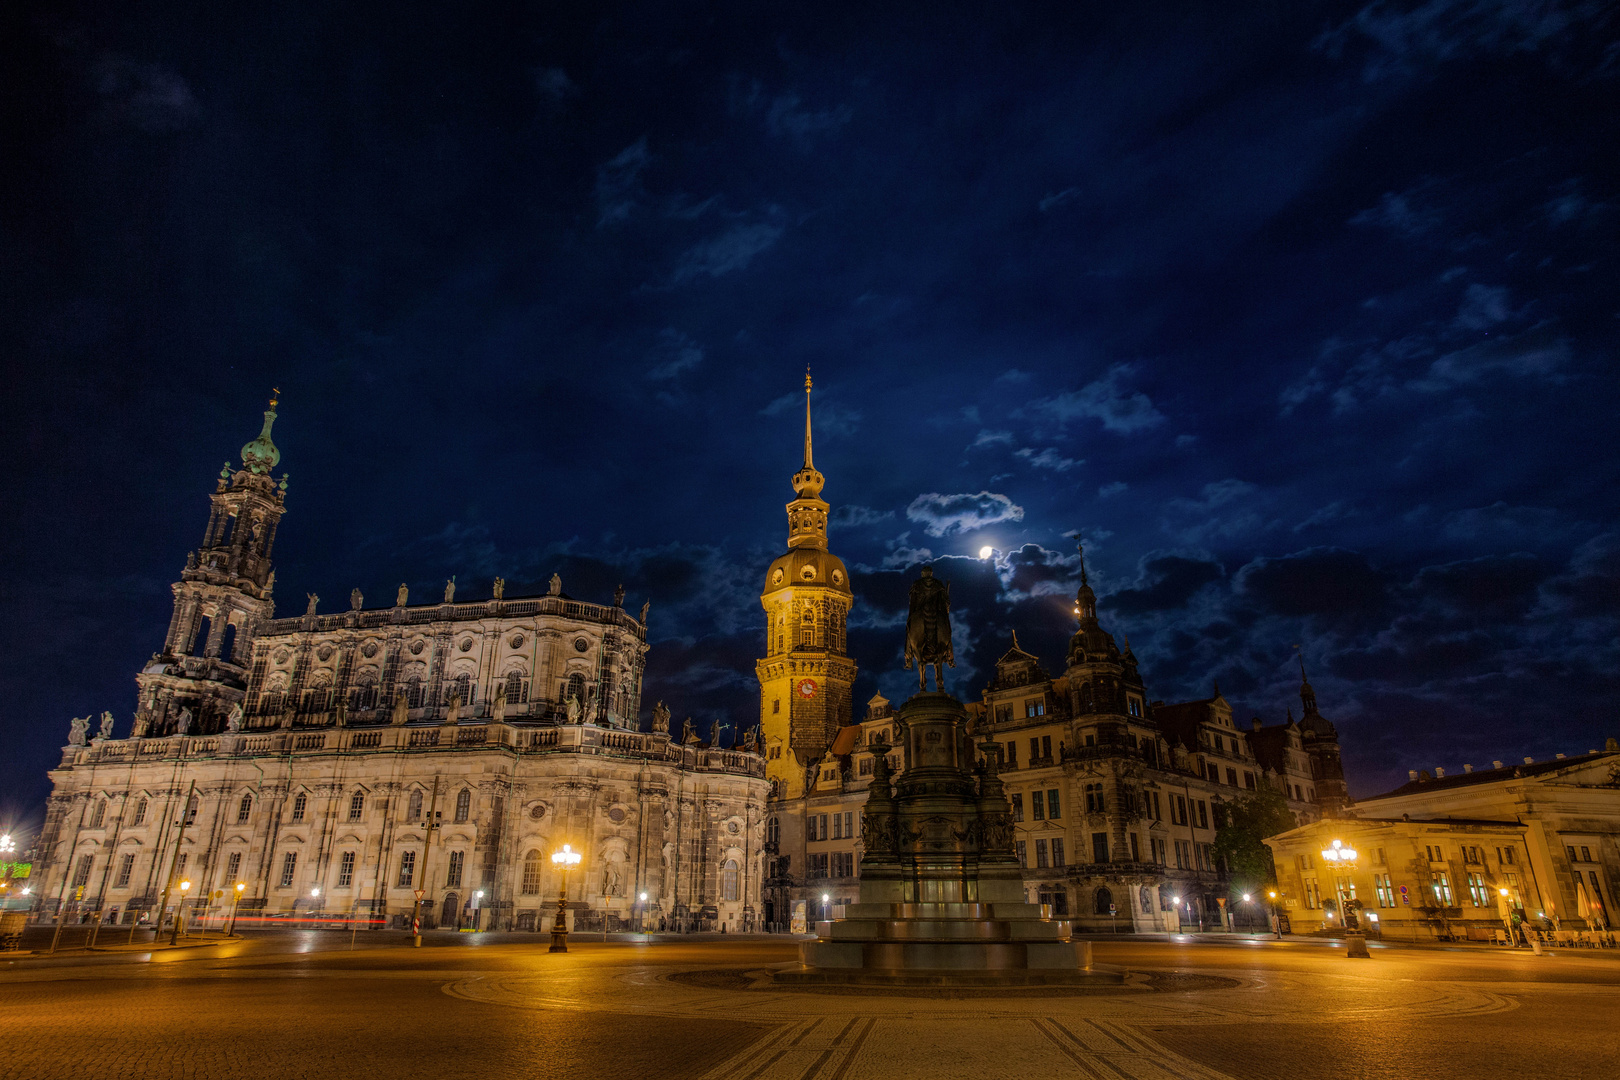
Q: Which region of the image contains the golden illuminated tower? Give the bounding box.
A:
[756,373,857,799]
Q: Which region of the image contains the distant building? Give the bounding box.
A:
[1267,749,1620,939]
[35,396,766,933]
[759,382,1342,932]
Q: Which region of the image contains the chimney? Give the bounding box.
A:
[1408,770,1419,781]
[1463,764,1474,773]
[1523,756,1535,765]
[1435,767,1446,778]
[1492,760,1504,770]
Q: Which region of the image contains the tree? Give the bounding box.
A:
[1212,786,1297,891]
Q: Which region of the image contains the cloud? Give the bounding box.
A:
[93,56,199,132]
[1235,547,1391,623]
[673,221,784,281]
[1039,187,1081,212]
[997,369,1033,383]
[1098,482,1129,498]
[1453,283,1512,330]
[1349,188,1441,236]
[760,391,862,435]
[1015,447,1083,472]
[534,66,579,103]
[645,328,704,382]
[766,94,853,142]
[1313,0,1606,82]
[595,138,651,226]
[1107,555,1225,616]
[830,505,895,528]
[971,429,1014,448]
[905,491,1025,538]
[1025,364,1165,434]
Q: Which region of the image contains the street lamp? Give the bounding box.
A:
[822,892,831,926]
[228,882,245,936]
[171,880,192,946]
[549,844,582,953]
[638,891,648,933]
[1268,889,1282,939]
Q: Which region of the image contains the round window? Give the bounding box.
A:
[574,637,589,653]
[509,634,525,649]
[459,638,473,652]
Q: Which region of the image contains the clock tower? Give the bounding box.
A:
[756,373,857,800]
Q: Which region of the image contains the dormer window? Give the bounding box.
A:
[1127,697,1142,718]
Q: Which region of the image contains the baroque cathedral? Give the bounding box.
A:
[35,381,1347,936]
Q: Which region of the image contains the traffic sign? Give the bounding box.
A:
[414,889,425,901]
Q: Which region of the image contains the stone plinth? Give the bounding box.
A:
[780,692,1114,987]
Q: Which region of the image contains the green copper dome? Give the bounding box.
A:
[240,391,281,474]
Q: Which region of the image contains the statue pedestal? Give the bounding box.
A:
[778,692,1117,988]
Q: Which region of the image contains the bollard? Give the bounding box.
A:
[1346,933,1370,959]
[1531,940,1543,955]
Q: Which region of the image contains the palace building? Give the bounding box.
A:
[35,395,767,933]
[759,387,1346,933]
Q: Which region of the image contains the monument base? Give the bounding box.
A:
[777,901,1119,987]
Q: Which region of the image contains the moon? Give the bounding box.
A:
[978,546,993,559]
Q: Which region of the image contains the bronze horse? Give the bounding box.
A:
[903,565,955,691]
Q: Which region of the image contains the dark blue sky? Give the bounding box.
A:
[3,0,1618,827]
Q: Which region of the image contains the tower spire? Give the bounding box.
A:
[803,367,814,470]
[241,388,282,475]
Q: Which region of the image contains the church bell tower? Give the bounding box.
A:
[134,392,287,736]
[756,374,857,799]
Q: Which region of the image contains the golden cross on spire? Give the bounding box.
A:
[803,366,814,470]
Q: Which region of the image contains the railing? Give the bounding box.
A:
[408,730,440,747]
[455,726,487,746]
[350,731,382,749]
[260,594,647,639]
[294,733,325,750]
[529,730,558,748]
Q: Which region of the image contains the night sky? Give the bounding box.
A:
[4,1,1618,828]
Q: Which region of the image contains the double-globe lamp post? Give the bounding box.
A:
[550,844,583,953]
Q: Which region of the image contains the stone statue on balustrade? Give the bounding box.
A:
[492,576,505,600]
[681,716,698,745]
[305,593,319,616]
[226,703,244,733]
[564,693,582,724]
[68,716,88,746]
[176,707,194,735]
[390,693,409,726]
[396,583,408,606]
[651,700,670,734]
[903,565,955,692]
[98,711,115,740]
[444,693,461,726]
[492,682,507,723]
[443,577,456,603]
[350,588,363,611]
[334,697,348,728]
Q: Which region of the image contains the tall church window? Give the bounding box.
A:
[408,789,424,821]
[115,853,136,889]
[291,793,307,823]
[406,679,424,708]
[220,622,238,662]
[348,792,365,821]
[504,671,528,704]
[279,852,298,888]
[133,798,147,825]
[449,674,472,706]
[721,860,740,902]
[397,851,416,888]
[89,800,106,829]
[72,854,94,888]
[447,850,464,888]
[565,673,585,706]
[337,851,355,888]
[237,794,253,823]
[520,850,543,894]
[454,789,471,823]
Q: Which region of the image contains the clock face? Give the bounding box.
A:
[796,678,819,699]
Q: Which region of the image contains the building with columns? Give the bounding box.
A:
[35,397,767,933]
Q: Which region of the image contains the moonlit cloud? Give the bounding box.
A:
[906,492,1026,538]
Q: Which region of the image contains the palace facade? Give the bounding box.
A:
[35,396,767,932]
[758,385,1347,932]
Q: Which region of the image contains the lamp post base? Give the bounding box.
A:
[549,887,569,953]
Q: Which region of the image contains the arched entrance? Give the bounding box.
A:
[1094,886,1114,915]
[441,893,459,928]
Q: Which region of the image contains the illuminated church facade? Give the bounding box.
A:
[35,396,767,933]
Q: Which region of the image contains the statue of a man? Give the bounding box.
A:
[391,693,409,726]
[681,716,698,745]
[613,583,625,608]
[639,600,650,625]
[350,588,363,611]
[443,577,456,603]
[492,682,507,723]
[710,719,722,746]
[334,697,348,728]
[492,577,505,600]
[279,703,295,730]
[742,726,759,752]
[903,565,955,692]
[396,582,408,606]
[305,593,319,616]
[565,693,582,724]
[444,693,461,726]
[651,701,670,734]
[548,573,562,596]
[225,703,245,733]
[68,716,88,746]
[603,861,624,896]
[98,711,115,740]
[176,707,194,735]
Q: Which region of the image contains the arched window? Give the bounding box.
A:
[219,513,236,546]
[448,674,472,706]
[408,789,424,821]
[454,789,471,823]
[220,622,238,663]
[721,859,740,902]
[291,792,307,823]
[766,817,780,846]
[89,800,106,828]
[565,673,585,704]
[406,678,425,709]
[1094,886,1114,916]
[520,850,543,894]
[237,793,253,823]
[191,615,212,657]
[504,671,528,704]
[133,797,148,825]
